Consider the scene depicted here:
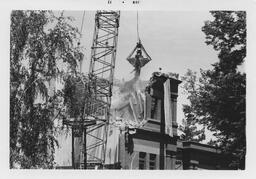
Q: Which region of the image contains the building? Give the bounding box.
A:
[56,72,230,170]
[104,72,230,170]
[113,72,180,169]
[176,141,230,170]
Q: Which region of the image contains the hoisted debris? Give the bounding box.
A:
[126,11,152,77]
[127,40,152,77]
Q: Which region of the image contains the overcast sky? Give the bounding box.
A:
[64,11,219,80]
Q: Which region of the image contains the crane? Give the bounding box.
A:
[63,10,120,169]
[64,10,151,169]
[83,10,120,169]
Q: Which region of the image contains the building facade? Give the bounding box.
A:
[56,72,230,170]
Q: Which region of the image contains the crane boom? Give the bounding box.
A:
[84,10,120,169]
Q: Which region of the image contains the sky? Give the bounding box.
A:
[61,11,220,141]
[64,11,219,81]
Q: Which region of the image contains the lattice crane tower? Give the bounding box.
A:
[84,10,120,168]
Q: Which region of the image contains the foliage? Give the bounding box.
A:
[179,70,205,143]
[63,73,88,119]
[194,11,246,169]
[202,11,246,74]
[179,106,206,142]
[10,10,82,168]
[180,11,246,169]
[197,64,246,169]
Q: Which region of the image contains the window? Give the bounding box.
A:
[139,152,146,169]
[149,154,156,170]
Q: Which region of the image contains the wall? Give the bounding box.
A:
[119,74,182,169]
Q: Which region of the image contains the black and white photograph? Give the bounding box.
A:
[5,0,254,174]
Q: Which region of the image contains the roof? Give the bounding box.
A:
[177,141,221,154]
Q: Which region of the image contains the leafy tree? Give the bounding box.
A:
[179,70,205,143]
[180,11,246,169]
[179,106,206,142]
[63,73,89,119]
[193,11,246,169]
[207,139,218,147]
[202,11,246,73]
[10,10,82,168]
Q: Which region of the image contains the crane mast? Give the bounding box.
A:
[84,10,120,169]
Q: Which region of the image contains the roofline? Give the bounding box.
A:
[152,72,182,84]
[177,141,222,153]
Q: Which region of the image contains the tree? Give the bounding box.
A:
[179,70,205,143]
[179,105,206,142]
[193,11,246,169]
[10,10,82,168]
[202,11,246,73]
[63,73,89,119]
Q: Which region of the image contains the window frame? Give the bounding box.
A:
[139,152,146,169]
[149,153,156,170]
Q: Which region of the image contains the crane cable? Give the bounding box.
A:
[78,11,86,46]
[136,11,140,42]
[80,11,86,36]
[77,11,86,73]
